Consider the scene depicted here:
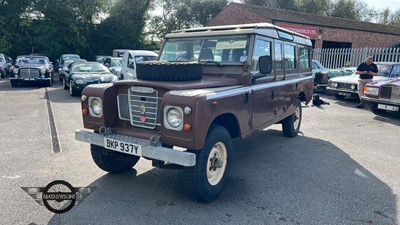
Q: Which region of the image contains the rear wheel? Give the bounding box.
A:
[282,99,302,137]
[182,125,231,202]
[91,144,140,174]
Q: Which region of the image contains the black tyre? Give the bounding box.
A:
[281,99,302,137]
[334,94,345,100]
[63,79,68,90]
[91,144,140,174]
[69,81,79,96]
[136,61,202,81]
[0,71,5,78]
[10,79,18,87]
[182,125,231,202]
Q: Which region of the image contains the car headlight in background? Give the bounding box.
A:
[164,106,183,131]
[350,84,356,90]
[364,87,379,96]
[89,97,103,117]
[329,82,338,88]
[75,79,86,84]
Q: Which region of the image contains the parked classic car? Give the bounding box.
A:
[58,54,80,67]
[361,64,400,114]
[312,60,326,78]
[10,55,54,87]
[314,65,356,91]
[0,53,13,78]
[326,62,397,99]
[58,59,87,81]
[74,23,313,202]
[62,61,118,96]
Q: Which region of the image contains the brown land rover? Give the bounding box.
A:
[75,23,313,202]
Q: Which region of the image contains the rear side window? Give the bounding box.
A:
[284,44,296,70]
[299,47,310,69]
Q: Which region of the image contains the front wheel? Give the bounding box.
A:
[91,144,140,174]
[281,99,302,137]
[182,125,232,202]
[69,81,79,96]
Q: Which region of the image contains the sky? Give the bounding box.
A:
[362,0,400,11]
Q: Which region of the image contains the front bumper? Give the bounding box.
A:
[326,87,358,96]
[11,77,51,82]
[361,96,400,108]
[75,129,196,167]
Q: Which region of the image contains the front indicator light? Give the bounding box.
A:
[82,108,89,116]
[184,123,192,132]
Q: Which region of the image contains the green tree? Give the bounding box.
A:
[147,0,228,41]
[297,0,330,15]
[94,0,151,56]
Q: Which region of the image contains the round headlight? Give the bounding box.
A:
[75,79,85,84]
[90,98,103,117]
[333,82,338,88]
[351,84,356,90]
[167,108,182,128]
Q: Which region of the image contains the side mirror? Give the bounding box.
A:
[259,55,272,74]
[104,63,110,67]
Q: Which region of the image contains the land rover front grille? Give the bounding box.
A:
[19,68,40,79]
[123,87,162,129]
[380,86,400,100]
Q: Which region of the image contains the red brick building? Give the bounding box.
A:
[209,3,400,49]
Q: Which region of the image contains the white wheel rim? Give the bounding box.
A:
[294,104,300,129]
[69,81,72,95]
[206,142,227,186]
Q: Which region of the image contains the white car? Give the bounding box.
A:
[326,62,399,99]
[119,50,158,80]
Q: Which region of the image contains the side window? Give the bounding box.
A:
[251,39,271,72]
[284,44,296,70]
[274,43,282,70]
[128,54,134,69]
[299,47,310,69]
[392,65,400,77]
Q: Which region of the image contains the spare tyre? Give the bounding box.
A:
[136,61,202,81]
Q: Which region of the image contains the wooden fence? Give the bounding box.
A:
[313,47,400,69]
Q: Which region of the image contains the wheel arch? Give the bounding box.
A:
[209,113,241,139]
[298,91,306,102]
